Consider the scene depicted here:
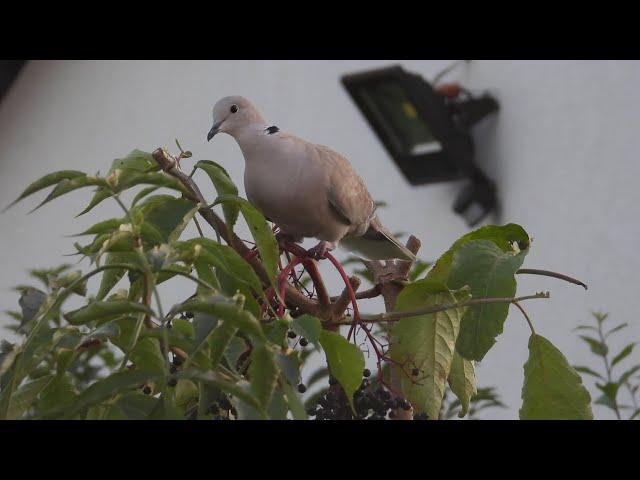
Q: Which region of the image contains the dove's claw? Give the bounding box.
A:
[308,241,335,260]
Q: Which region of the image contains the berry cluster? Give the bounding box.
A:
[287,330,308,347]
[306,370,417,420]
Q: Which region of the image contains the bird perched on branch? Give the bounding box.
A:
[206,95,415,261]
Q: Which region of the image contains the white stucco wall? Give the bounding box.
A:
[1,60,638,419]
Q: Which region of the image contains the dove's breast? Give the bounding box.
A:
[241,134,350,242]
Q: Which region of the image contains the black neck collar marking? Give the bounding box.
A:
[265,125,279,135]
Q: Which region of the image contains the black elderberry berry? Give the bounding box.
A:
[389,410,397,419]
[297,384,307,393]
[363,368,371,378]
[287,330,297,339]
[328,376,338,386]
[307,408,318,417]
[207,404,220,415]
[142,386,151,395]
[401,399,412,411]
[168,378,178,387]
[185,311,194,319]
[172,356,183,366]
[299,337,309,347]
[412,368,420,376]
[170,365,178,374]
[414,412,429,420]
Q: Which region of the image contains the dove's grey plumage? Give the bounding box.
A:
[207,96,415,261]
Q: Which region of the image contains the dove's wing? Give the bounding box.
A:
[313,144,416,261]
[314,144,377,236]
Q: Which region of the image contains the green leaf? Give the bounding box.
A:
[76,188,113,216]
[138,195,197,243]
[194,260,221,293]
[175,238,262,293]
[222,336,247,372]
[282,381,308,420]
[114,392,158,419]
[249,343,280,409]
[177,369,261,410]
[211,321,241,370]
[389,280,470,419]
[604,323,628,338]
[573,325,599,333]
[109,149,159,174]
[174,379,199,408]
[573,365,604,380]
[37,373,77,417]
[196,160,239,228]
[213,194,280,287]
[64,300,152,325]
[611,343,635,367]
[319,330,365,411]
[216,270,261,318]
[618,365,640,385]
[579,336,609,357]
[277,352,302,386]
[5,170,87,210]
[291,314,322,349]
[96,252,140,300]
[448,240,528,361]
[129,338,166,375]
[448,352,477,418]
[132,185,161,207]
[55,370,159,419]
[177,294,265,341]
[7,374,55,419]
[520,334,593,420]
[74,218,124,237]
[426,223,529,284]
[30,176,104,212]
[81,321,121,343]
[410,260,432,282]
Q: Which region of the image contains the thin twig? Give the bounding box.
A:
[513,301,535,335]
[331,284,381,302]
[334,292,550,325]
[517,268,587,290]
[193,216,205,238]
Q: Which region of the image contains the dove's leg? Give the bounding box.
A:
[308,240,337,260]
[275,231,303,249]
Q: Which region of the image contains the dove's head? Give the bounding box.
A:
[207,96,266,140]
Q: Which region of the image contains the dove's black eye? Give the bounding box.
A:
[230,104,238,113]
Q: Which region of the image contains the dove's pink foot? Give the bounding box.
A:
[307,241,336,260]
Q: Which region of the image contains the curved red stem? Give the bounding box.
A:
[323,252,361,341]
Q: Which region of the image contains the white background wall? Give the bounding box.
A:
[1,60,638,419]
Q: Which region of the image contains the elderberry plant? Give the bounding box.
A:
[0,146,594,420]
[573,312,640,420]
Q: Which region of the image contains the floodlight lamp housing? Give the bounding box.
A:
[341,64,499,226]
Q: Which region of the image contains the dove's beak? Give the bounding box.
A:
[207,121,222,141]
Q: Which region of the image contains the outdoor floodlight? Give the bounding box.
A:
[341,65,499,226]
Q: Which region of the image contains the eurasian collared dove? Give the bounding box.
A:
[206,95,415,261]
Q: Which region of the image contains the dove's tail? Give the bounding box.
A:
[340,217,416,262]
